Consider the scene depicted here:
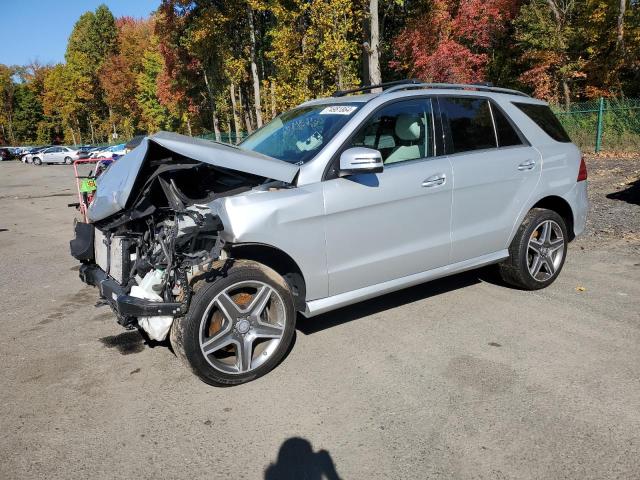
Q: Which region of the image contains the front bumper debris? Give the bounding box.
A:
[79,264,186,321]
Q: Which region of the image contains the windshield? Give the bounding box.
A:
[239,103,361,164]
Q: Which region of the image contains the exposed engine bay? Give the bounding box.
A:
[71,132,298,341]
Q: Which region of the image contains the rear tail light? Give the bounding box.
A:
[577,157,588,182]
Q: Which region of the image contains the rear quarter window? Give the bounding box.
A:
[513,102,571,143]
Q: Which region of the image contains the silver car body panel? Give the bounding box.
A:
[88,131,299,222]
[87,88,588,317]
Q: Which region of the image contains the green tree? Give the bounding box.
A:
[0,64,16,144]
[136,37,176,132]
[12,83,43,142]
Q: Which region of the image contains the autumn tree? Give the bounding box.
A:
[391,0,518,83]
[100,17,155,137]
[65,4,118,143]
[0,64,16,144]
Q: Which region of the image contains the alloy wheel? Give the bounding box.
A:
[527,220,565,281]
[198,280,286,374]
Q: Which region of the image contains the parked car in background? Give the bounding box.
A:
[21,146,50,163]
[77,146,100,159]
[89,143,126,159]
[0,147,15,161]
[31,146,79,165]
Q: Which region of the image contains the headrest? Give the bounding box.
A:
[395,114,422,141]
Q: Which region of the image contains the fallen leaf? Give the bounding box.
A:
[576,286,586,292]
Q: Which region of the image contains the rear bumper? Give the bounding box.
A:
[567,180,589,237]
[79,263,186,318]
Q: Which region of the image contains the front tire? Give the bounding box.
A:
[171,260,296,386]
[499,208,568,290]
[33,157,42,165]
[64,156,72,165]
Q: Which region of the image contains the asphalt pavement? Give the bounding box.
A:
[0,160,638,479]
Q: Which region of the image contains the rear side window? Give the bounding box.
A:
[492,106,524,147]
[439,97,496,153]
[513,102,571,142]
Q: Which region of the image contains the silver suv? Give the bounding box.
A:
[70,81,589,386]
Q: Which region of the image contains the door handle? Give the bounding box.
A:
[518,159,536,171]
[422,174,446,187]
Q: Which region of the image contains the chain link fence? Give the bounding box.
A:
[553,98,640,153]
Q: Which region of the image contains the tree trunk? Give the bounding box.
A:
[6,111,15,144]
[562,79,571,108]
[70,128,77,146]
[213,111,221,142]
[270,79,276,119]
[108,106,117,141]
[229,82,241,143]
[617,0,626,51]
[247,5,263,128]
[202,69,221,142]
[88,115,96,144]
[186,116,192,136]
[368,0,382,87]
[239,87,253,135]
[546,0,562,24]
[75,118,82,146]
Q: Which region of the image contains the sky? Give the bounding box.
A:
[0,0,161,66]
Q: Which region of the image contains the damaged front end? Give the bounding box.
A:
[70,131,298,340]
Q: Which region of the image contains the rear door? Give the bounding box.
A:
[438,96,541,263]
[323,97,453,296]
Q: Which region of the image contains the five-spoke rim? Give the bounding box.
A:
[527,220,565,281]
[199,281,286,374]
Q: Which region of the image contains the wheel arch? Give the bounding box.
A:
[227,243,307,311]
[530,196,575,241]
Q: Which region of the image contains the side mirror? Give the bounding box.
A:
[339,147,383,176]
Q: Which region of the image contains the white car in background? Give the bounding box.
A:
[31,146,79,165]
[89,144,126,159]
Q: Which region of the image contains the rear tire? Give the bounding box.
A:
[171,259,296,387]
[499,208,568,290]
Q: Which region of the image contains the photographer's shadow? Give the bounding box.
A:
[264,437,341,480]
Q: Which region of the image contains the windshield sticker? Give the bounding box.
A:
[319,106,357,115]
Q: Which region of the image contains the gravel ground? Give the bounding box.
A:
[0,158,638,480]
[579,154,640,247]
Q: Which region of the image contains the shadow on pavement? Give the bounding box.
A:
[607,178,640,206]
[297,267,497,335]
[264,437,341,480]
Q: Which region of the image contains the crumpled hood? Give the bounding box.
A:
[88,131,299,222]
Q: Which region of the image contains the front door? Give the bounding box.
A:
[323,98,453,296]
[44,146,63,163]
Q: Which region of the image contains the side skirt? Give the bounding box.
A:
[302,250,509,318]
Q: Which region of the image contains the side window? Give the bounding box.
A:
[439,97,496,154]
[491,105,524,147]
[512,102,571,143]
[347,98,434,164]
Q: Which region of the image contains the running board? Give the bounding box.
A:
[303,250,509,317]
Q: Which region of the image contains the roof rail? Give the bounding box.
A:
[332,79,422,97]
[382,82,530,98]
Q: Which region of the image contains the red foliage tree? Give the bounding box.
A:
[391,0,518,83]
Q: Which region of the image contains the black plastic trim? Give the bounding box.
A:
[79,264,185,317]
